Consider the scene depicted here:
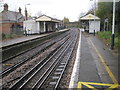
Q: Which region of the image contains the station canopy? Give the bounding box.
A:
[36,15,61,22]
[80,14,100,20]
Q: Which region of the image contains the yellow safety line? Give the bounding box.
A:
[89,39,118,84]
[77,82,82,88]
[83,82,98,90]
[77,81,120,89]
[81,82,113,86]
[77,82,98,90]
[77,82,82,90]
[106,85,120,90]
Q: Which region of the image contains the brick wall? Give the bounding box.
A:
[0,22,23,34]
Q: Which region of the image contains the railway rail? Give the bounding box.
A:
[1,30,70,77]
[2,30,68,62]
[38,31,78,89]
[8,29,78,89]
[1,29,79,89]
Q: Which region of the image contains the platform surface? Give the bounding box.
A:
[1,29,69,48]
[69,29,119,89]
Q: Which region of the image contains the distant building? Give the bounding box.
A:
[0,4,24,34]
[64,22,80,28]
[24,15,62,34]
[80,14,100,33]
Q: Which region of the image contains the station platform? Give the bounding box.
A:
[1,34,49,48]
[69,29,119,89]
[1,29,69,48]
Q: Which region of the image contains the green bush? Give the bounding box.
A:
[97,31,119,48]
[2,33,23,40]
[6,34,11,38]
[2,33,6,39]
[114,37,119,48]
[97,31,111,39]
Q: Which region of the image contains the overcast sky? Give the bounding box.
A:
[0,0,94,22]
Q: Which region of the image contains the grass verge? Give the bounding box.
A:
[2,33,24,41]
[96,31,119,49]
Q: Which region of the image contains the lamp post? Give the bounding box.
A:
[90,0,96,36]
[25,4,30,20]
[111,0,115,49]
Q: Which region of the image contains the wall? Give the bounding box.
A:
[1,23,11,34]
[23,20,39,34]
[89,21,100,33]
[1,22,23,34]
[23,20,58,34]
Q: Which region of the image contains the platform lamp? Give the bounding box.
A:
[111,0,116,50]
[90,0,96,36]
[25,4,30,20]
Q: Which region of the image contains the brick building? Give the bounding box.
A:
[0,4,24,34]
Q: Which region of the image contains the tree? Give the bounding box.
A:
[63,17,69,23]
[116,1,120,32]
[36,11,43,17]
[96,2,113,31]
[78,12,86,21]
[96,2,120,32]
[86,7,95,15]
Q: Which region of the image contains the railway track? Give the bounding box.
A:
[1,30,70,77]
[2,30,68,62]
[8,29,78,89]
[38,31,78,89]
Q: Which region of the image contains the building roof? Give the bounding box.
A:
[36,15,61,22]
[80,14,100,20]
[0,10,24,23]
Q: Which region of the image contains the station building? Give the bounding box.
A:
[23,15,62,34]
[80,14,100,33]
[0,4,24,34]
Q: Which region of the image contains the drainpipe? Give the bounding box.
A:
[44,21,46,32]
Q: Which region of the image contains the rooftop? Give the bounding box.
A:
[0,4,24,23]
[36,15,61,22]
[80,14,100,20]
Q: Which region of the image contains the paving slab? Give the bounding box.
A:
[69,30,119,89]
[79,33,102,83]
[78,33,119,89]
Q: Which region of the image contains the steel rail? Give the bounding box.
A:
[37,32,78,89]
[36,39,75,89]
[18,37,73,90]
[1,33,70,77]
[54,32,78,89]
[9,36,71,90]
[2,31,70,63]
[2,30,69,50]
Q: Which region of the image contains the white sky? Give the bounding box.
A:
[0,0,93,22]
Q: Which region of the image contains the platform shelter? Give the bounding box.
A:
[23,15,61,34]
[80,14,100,33]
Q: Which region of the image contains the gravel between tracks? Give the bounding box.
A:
[2,29,80,89]
[2,37,67,88]
[2,31,69,71]
[59,29,79,88]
